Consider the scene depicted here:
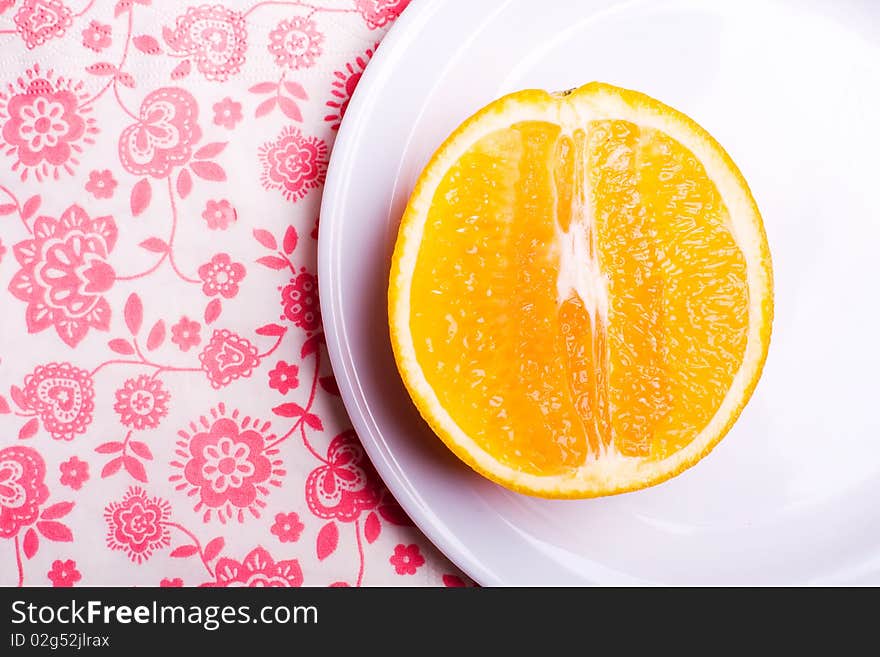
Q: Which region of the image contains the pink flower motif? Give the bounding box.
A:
[198,253,246,299]
[281,270,320,331]
[259,126,328,202]
[47,559,81,587]
[81,20,111,52]
[59,456,89,490]
[268,17,323,70]
[84,169,117,199]
[268,360,299,395]
[0,238,6,265]
[114,375,170,430]
[0,446,48,539]
[390,544,425,575]
[171,316,201,351]
[201,199,236,230]
[8,205,117,347]
[270,512,303,543]
[14,0,73,49]
[104,486,171,563]
[118,87,201,178]
[355,0,410,29]
[198,330,260,389]
[160,577,184,587]
[212,97,242,129]
[0,65,97,181]
[325,46,374,130]
[202,547,302,587]
[22,362,95,440]
[171,406,283,523]
[305,431,381,523]
[165,5,247,82]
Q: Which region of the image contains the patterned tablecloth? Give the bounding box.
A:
[0,0,471,587]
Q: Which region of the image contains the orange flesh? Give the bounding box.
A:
[409,120,749,475]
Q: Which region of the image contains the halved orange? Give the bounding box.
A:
[389,82,773,498]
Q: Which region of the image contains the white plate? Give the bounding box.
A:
[319,0,880,585]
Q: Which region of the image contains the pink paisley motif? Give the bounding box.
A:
[104,486,171,564]
[171,407,283,523]
[198,329,260,389]
[0,446,49,539]
[305,431,381,523]
[202,547,302,587]
[0,65,97,181]
[22,362,95,440]
[165,5,247,82]
[8,205,117,348]
[258,126,328,202]
[118,87,201,178]
[355,0,410,30]
[14,0,73,49]
[280,270,320,331]
[267,17,323,70]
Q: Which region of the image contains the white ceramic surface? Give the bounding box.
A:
[319,0,880,585]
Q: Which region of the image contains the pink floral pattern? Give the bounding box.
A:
[0,446,48,538]
[0,0,466,589]
[259,126,328,202]
[8,205,117,347]
[165,5,248,82]
[118,87,201,178]
[22,362,95,440]
[203,546,302,587]
[0,65,97,181]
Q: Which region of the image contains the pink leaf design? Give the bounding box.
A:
[283,81,308,99]
[319,376,340,396]
[146,320,165,351]
[10,386,29,410]
[364,512,381,544]
[0,203,17,215]
[171,59,191,80]
[252,229,277,250]
[204,299,222,324]
[23,528,38,560]
[123,456,147,482]
[161,25,175,47]
[170,545,199,558]
[0,396,9,414]
[378,502,413,526]
[301,333,323,358]
[101,457,123,477]
[116,72,136,88]
[124,293,143,335]
[85,62,118,76]
[272,402,305,418]
[249,82,278,94]
[18,418,39,440]
[194,142,227,159]
[139,237,168,253]
[133,35,161,54]
[130,178,152,216]
[21,195,40,220]
[41,502,74,520]
[114,0,132,17]
[283,226,298,254]
[190,161,226,181]
[316,522,338,561]
[278,96,303,122]
[128,441,153,460]
[256,256,289,270]
[95,442,124,454]
[37,521,73,542]
[255,97,277,118]
[304,413,323,431]
[443,575,466,587]
[108,338,136,355]
[255,323,286,337]
[203,537,224,562]
[176,168,192,199]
